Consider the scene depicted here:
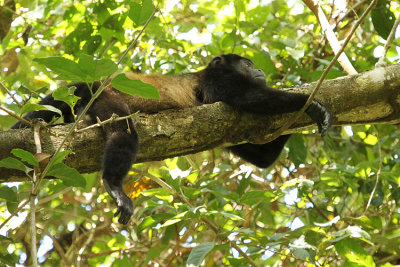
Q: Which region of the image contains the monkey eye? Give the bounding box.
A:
[244,60,253,68]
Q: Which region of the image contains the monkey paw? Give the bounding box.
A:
[306,99,332,137]
[103,179,133,224]
[114,194,133,225]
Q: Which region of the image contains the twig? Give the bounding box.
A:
[262,0,377,145]
[0,81,22,107]
[303,0,358,75]
[75,112,139,133]
[377,15,400,66]
[0,106,31,127]
[37,187,72,206]
[332,0,367,30]
[81,247,147,259]
[0,198,29,230]
[133,168,260,267]
[34,8,157,192]
[76,227,95,267]
[37,226,68,265]
[364,126,382,212]
[30,122,42,267]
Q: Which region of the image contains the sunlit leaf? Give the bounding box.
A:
[111,73,160,99]
[187,241,215,267]
[11,148,38,167]
[335,238,376,267]
[47,163,86,187]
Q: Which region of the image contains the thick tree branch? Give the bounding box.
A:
[1,64,400,181]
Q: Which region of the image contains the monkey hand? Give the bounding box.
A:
[103,179,133,224]
[305,99,332,137]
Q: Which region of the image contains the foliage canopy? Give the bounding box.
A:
[0,0,400,266]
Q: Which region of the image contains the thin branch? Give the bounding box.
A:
[37,187,72,206]
[261,0,377,145]
[0,81,22,107]
[303,0,358,75]
[377,14,400,66]
[75,112,139,133]
[364,126,382,213]
[30,122,42,267]
[34,8,157,192]
[37,226,68,265]
[81,247,147,259]
[0,106,31,127]
[133,168,260,267]
[0,198,29,230]
[332,0,367,30]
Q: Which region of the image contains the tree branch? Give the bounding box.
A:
[1,63,400,181]
[303,0,359,75]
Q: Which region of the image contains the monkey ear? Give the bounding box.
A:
[210,56,222,67]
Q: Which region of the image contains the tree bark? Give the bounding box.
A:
[1,64,400,181]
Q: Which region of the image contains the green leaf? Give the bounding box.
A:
[0,157,29,173]
[0,235,13,242]
[187,241,215,266]
[240,191,274,205]
[6,201,18,213]
[137,216,157,234]
[11,148,38,167]
[0,186,17,202]
[129,0,154,26]
[77,54,118,81]
[146,245,168,261]
[47,163,86,187]
[52,150,74,165]
[335,238,376,267]
[292,248,310,260]
[161,211,189,227]
[247,51,277,76]
[52,86,80,112]
[288,134,307,167]
[111,73,160,99]
[207,211,245,221]
[34,57,84,81]
[0,253,18,266]
[83,35,102,55]
[371,6,396,40]
[20,103,61,116]
[141,188,170,197]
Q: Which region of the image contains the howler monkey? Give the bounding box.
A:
[12,54,332,224]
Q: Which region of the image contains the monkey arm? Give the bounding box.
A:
[222,87,332,136]
[228,135,291,168]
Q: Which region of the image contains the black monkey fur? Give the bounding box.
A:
[12,54,332,224]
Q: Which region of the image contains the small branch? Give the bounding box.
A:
[37,226,68,265]
[36,8,157,188]
[303,0,358,75]
[37,187,72,206]
[0,106,31,127]
[133,168,260,267]
[30,122,42,267]
[75,112,139,133]
[0,198,29,230]
[377,15,400,66]
[76,227,95,267]
[332,0,367,30]
[364,126,382,213]
[0,81,22,107]
[264,0,377,145]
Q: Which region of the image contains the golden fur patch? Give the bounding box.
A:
[112,73,201,113]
